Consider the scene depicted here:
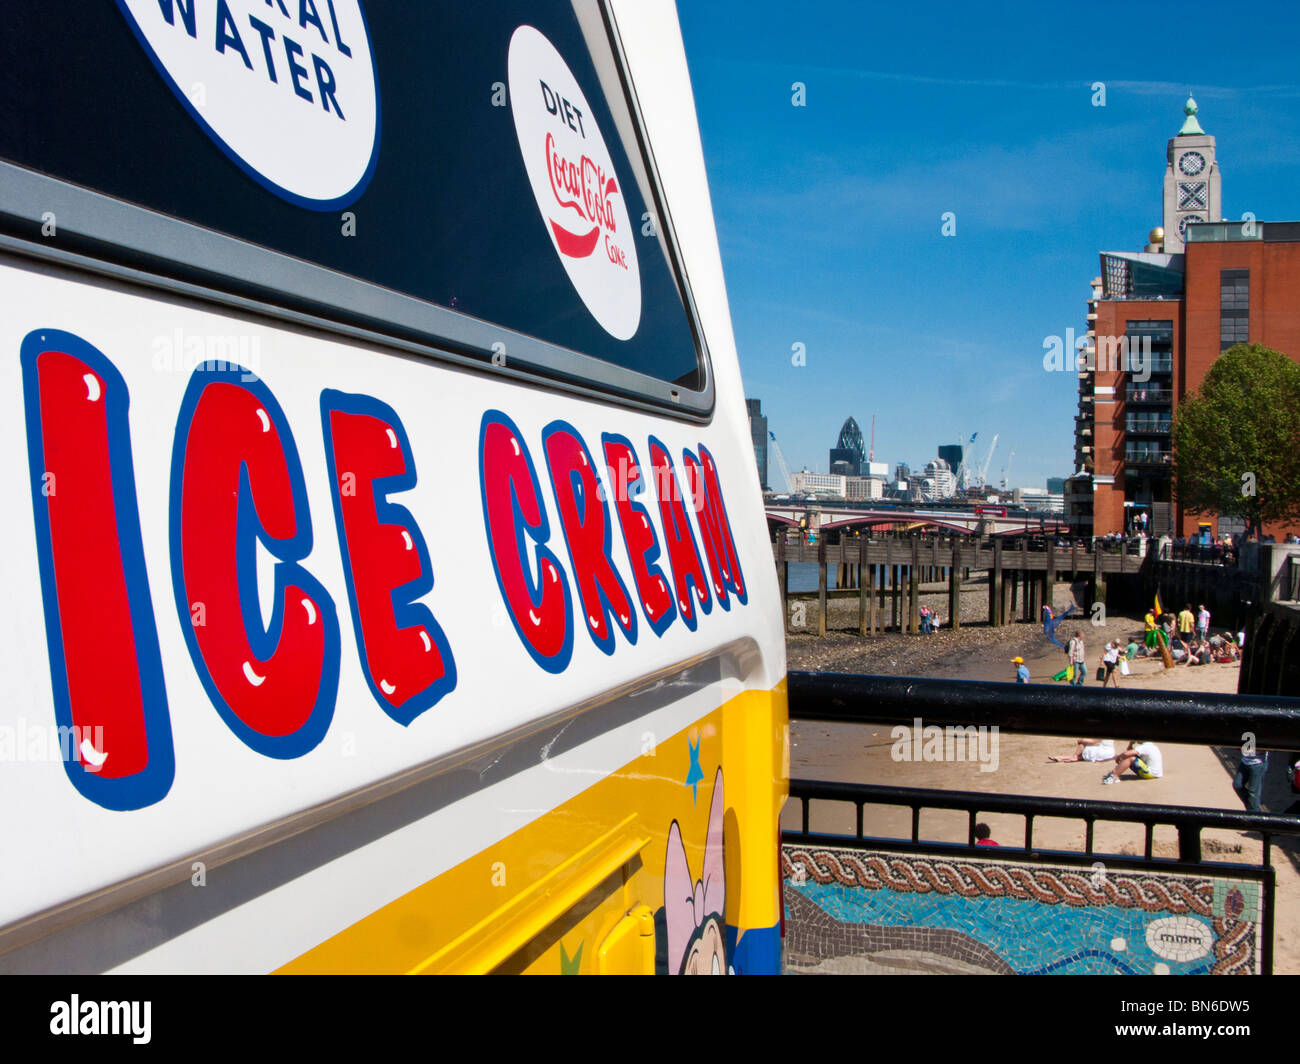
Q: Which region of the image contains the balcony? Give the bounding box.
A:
[1125,416,1171,434]
[1125,386,1172,404]
[1125,447,1171,467]
[1143,358,1173,374]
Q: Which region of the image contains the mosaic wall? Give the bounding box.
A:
[782,844,1264,975]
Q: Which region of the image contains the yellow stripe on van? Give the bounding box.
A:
[277,682,787,974]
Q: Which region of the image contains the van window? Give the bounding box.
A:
[0,2,707,407]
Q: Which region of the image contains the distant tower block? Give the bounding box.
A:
[1163,95,1221,253]
[829,416,866,476]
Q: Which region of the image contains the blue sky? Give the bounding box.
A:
[677,0,1300,489]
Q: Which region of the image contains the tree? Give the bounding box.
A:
[1172,343,1300,537]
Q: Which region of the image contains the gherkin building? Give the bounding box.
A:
[829,417,866,477]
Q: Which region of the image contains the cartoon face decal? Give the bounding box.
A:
[664,767,727,975]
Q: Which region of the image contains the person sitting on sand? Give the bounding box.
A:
[1102,741,1163,784]
[1050,738,1116,763]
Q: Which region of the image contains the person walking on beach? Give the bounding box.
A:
[1197,603,1211,641]
[1012,656,1029,683]
[1067,631,1086,686]
[1102,741,1163,784]
[1101,641,1121,687]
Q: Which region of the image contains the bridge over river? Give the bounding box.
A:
[764,500,1068,537]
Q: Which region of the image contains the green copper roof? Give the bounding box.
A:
[1178,94,1204,135]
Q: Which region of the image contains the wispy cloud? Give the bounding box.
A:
[717,58,1300,99]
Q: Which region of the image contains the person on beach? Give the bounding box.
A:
[1234,748,1268,812]
[974,823,999,846]
[1144,609,1158,651]
[1012,656,1029,683]
[1102,741,1163,784]
[1067,631,1086,686]
[1050,738,1116,763]
[1197,604,1211,641]
[1102,642,1121,687]
[1178,604,1195,638]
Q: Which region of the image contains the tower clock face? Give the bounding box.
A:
[1179,151,1206,175]
[1179,214,1204,238]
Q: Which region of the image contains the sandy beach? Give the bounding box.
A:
[784,584,1300,973]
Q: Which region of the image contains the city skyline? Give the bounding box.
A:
[677,0,1300,489]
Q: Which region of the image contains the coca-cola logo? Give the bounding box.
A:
[545,132,622,259]
[509,25,641,340]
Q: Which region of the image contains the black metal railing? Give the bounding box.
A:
[784,671,1300,974]
[786,778,1299,866]
[786,672,1300,747]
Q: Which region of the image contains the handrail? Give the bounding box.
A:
[784,777,1300,870]
[786,671,1300,747]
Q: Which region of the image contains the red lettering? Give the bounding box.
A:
[648,437,711,630]
[479,412,573,672]
[602,435,675,637]
[544,422,636,653]
[21,331,174,809]
[322,393,456,724]
[172,367,339,756]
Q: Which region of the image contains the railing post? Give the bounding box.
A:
[1177,824,1202,863]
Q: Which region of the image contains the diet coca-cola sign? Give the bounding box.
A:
[508,25,641,341]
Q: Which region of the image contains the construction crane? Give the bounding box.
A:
[953,431,978,490]
[976,433,999,488]
[1001,451,1016,492]
[767,430,793,493]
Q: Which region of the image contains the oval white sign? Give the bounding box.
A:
[116,0,380,208]
[508,25,641,341]
[1145,916,1213,962]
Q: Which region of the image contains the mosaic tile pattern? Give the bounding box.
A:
[782,845,1264,975]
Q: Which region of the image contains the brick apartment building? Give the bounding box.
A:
[1069,97,1300,540]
